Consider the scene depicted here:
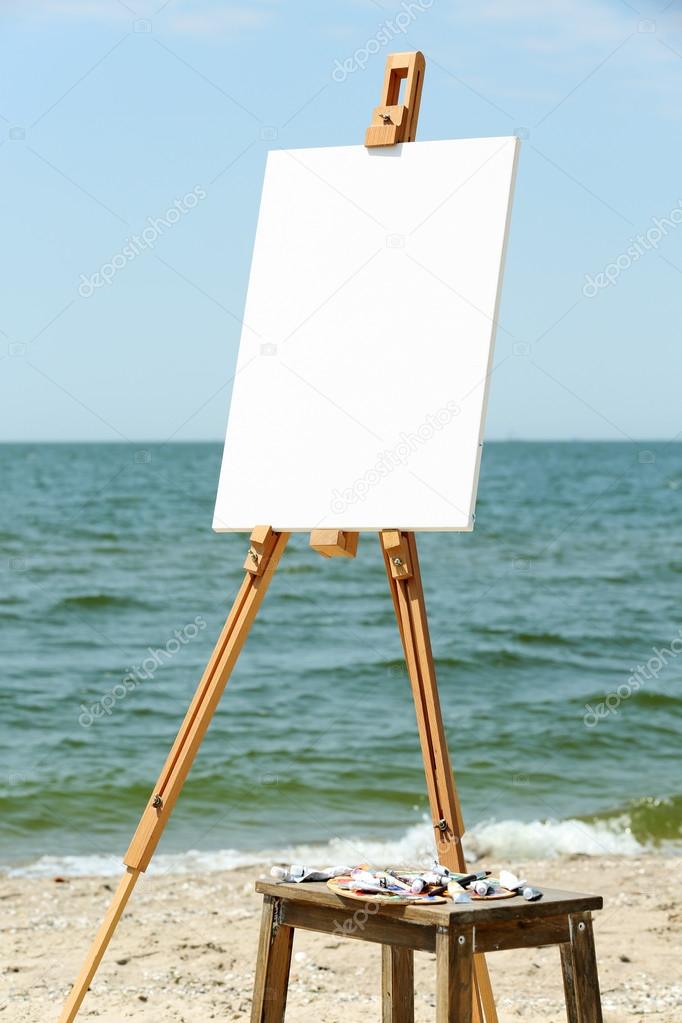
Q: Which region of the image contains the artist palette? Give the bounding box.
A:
[328,869,516,905]
[328,873,447,904]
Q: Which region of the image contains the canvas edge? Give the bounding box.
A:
[266,135,519,159]
[211,522,475,533]
[466,135,522,528]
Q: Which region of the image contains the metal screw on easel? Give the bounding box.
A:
[249,549,259,563]
[152,794,163,809]
[435,818,448,832]
[380,113,393,125]
[393,557,403,566]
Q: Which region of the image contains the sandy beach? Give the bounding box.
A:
[2,854,680,1022]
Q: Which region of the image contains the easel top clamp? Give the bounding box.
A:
[57,51,499,1023]
[364,49,425,146]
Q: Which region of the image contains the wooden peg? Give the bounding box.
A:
[380,529,413,579]
[309,529,359,558]
[244,525,276,575]
[365,51,426,147]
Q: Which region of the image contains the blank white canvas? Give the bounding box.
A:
[214,136,519,532]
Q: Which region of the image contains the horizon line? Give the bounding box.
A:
[0,437,677,445]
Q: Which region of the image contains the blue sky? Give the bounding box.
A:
[1,0,681,442]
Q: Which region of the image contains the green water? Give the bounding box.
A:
[1,442,680,873]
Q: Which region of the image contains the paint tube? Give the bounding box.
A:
[385,870,413,891]
[499,869,526,890]
[447,880,472,900]
[403,861,452,892]
[349,869,394,892]
[270,864,349,883]
[498,869,542,900]
[422,869,448,885]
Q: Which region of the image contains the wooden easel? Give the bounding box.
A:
[57,53,498,1023]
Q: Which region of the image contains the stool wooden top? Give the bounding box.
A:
[256,880,602,927]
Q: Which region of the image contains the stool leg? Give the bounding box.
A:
[568,912,603,1023]
[560,942,579,1023]
[436,923,474,1023]
[382,945,414,1023]
[251,896,294,1023]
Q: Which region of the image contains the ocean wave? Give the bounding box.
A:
[6,808,678,878]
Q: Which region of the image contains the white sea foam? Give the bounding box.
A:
[465,815,644,859]
[3,814,653,878]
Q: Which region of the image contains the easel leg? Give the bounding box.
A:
[57,867,139,1023]
[58,528,290,1023]
[380,531,498,1023]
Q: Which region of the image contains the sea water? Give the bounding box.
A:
[1,441,680,875]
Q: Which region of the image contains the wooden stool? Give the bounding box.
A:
[251,880,604,1023]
